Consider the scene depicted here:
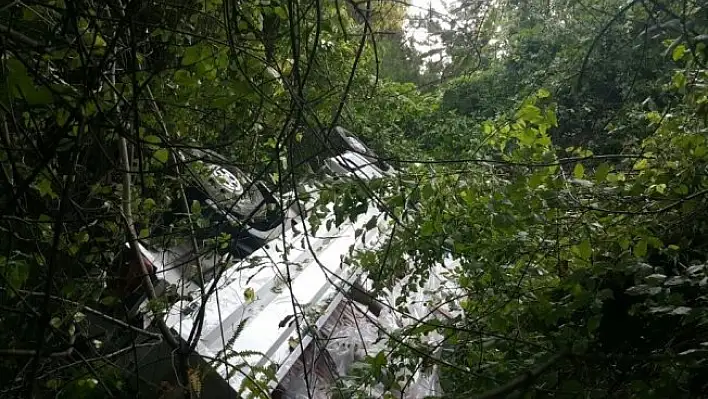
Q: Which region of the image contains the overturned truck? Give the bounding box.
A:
[110,129,456,398]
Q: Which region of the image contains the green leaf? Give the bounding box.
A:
[546,108,558,127]
[672,44,686,61]
[516,104,542,123]
[537,88,551,98]
[76,231,89,243]
[174,69,192,86]
[144,135,161,144]
[372,350,387,368]
[36,177,58,199]
[528,173,544,188]
[626,284,661,296]
[421,183,434,200]
[633,159,648,170]
[101,296,118,306]
[23,8,38,21]
[577,239,591,260]
[672,71,687,89]
[153,149,169,163]
[420,221,435,237]
[191,200,202,215]
[573,163,585,179]
[265,137,277,148]
[595,163,611,182]
[519,128,538,145]
[273,6,287,19]
[6,58,52,105]
[244,287,256,303]
[182,46,201,65]
[634,239,648,257]
[2,259,29,290]
[665,276,690,286]
[78,378,98,389]
[646,237,664,249]
[618,236,631,250]
[90,33,107,47]
[143,198,156,211]
[671,306,691,315]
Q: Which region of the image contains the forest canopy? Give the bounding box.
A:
[1,0,708,397]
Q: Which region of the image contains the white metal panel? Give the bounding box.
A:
[323,151,385,180]
[163,193,392,395]
[134,151,399,397]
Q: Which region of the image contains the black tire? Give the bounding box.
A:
[331,127,392,171]
[181,149,283,227]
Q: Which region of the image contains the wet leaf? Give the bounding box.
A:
[595,163,611,182]
[154,149,169,163]
[244,287,256,303]
[573,163,585,179]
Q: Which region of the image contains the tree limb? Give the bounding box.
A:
[142,82,207,353]
[0,334,76,358]
[107,1,180,350]
[0,22,42,49]
[0,288,164,340]
[474,351,567,399]
[119,136,181,350]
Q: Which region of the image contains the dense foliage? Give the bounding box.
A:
[2,0,708,397]
[343,1,708,397]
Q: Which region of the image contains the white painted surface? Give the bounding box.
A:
[158,157,395,395]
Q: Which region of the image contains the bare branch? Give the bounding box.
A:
[474,351,568,399]
[0,334,76,358]
[0,288,164,340]
[0,23,42,49]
